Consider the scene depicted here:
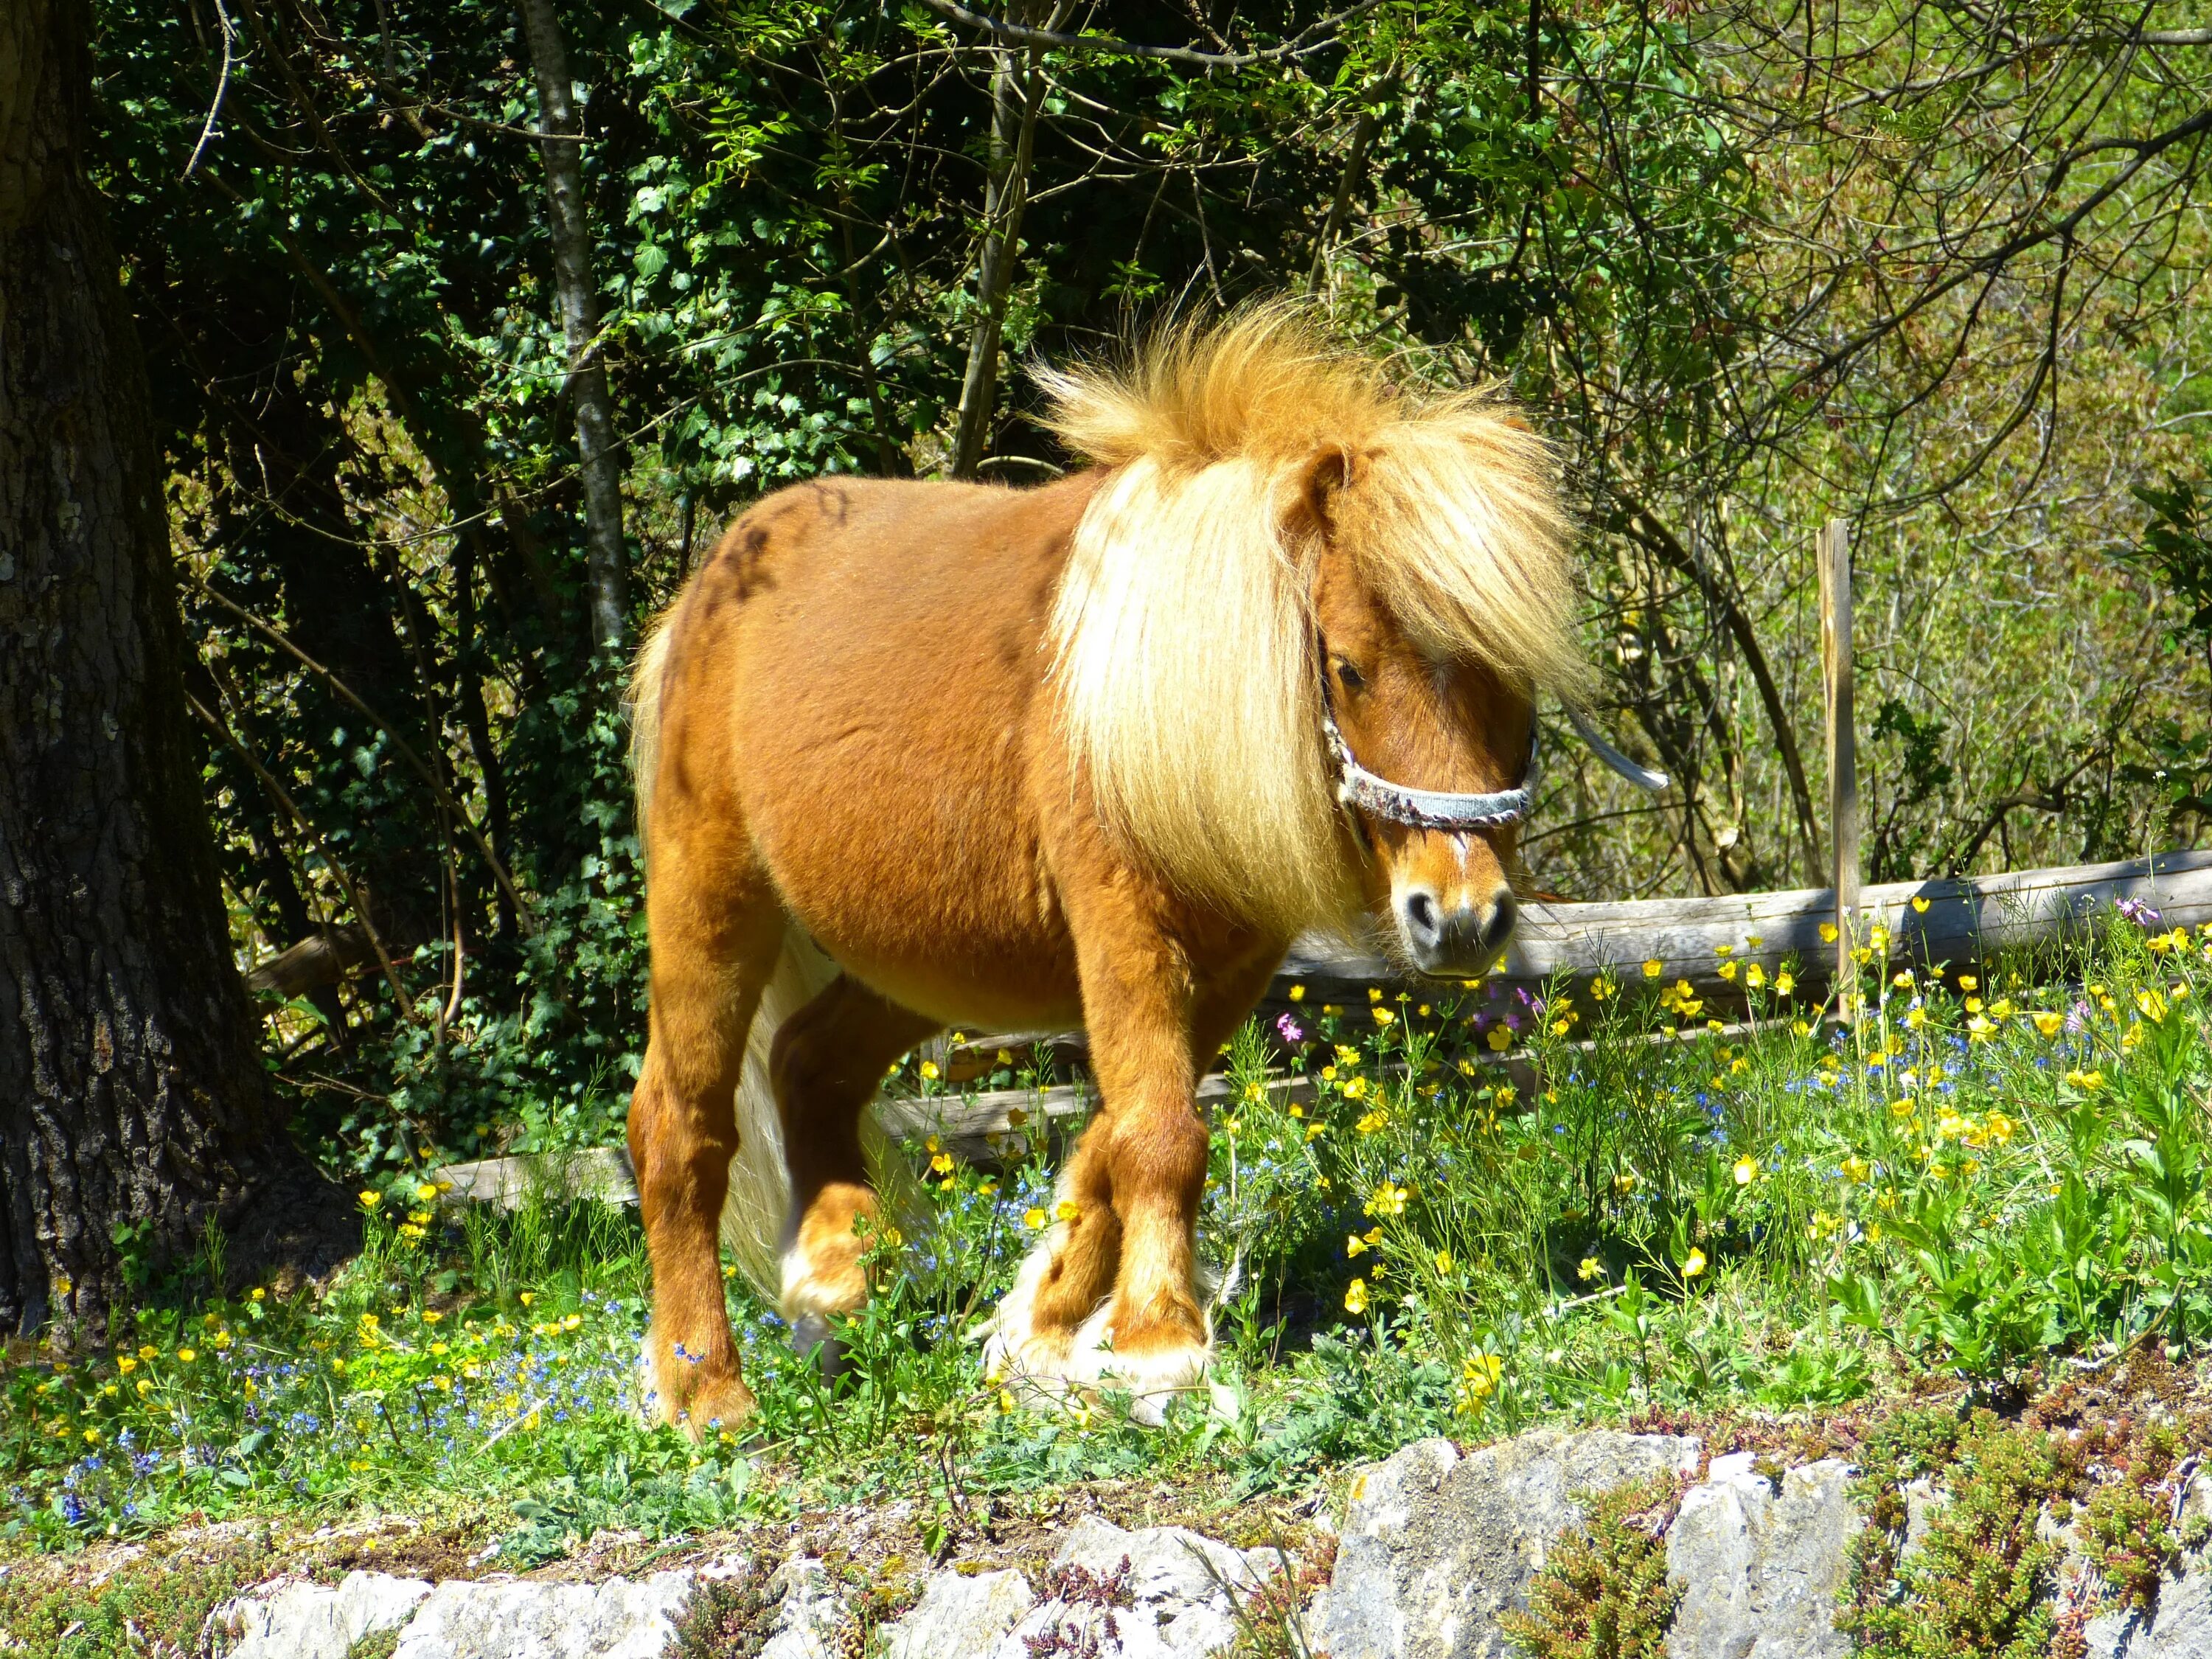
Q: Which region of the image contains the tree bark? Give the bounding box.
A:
[0,0,352,1344]
[517,0,627,651]
[949,2,1065,479]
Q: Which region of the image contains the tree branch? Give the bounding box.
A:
[1607,495,1827,887]
[919,0,1382,68]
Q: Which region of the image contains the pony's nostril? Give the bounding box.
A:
[1485,891,1519,951]
[1404,890,1442,945]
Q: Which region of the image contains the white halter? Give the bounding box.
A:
[1320,686,1669,834]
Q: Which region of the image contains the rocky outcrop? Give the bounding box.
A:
[212,1570,432,1659]
[204,1426,2212,1659]
[1665,1453,1861,1659]
[1310,1430,1702,1659]
[392,1570,696,1659]
[881,1568,1035,1659]
[1001,1517,1276,1659]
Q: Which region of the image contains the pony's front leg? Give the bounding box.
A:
[989,910,1273,1416]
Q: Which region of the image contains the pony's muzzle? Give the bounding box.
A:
[1399,886,1517,977]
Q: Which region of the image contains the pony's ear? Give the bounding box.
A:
[1300,443,1364,525]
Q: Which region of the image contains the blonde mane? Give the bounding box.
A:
[1041,305,1589,937]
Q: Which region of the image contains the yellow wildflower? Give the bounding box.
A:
[1344,1279,1370,1315]
[1644,959,1663,978]
[1683,1248,1708,1279]
[1733,1156,1759,1186]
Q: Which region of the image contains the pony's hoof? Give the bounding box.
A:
[1095,1338,1211,1425]
[681,1376,759,1439]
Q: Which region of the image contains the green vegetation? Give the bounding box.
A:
[1500,1475,1683,1659]
[10,914,2212,1566]
[63,0,2206,1198]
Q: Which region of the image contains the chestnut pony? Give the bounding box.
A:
[627,308,1589,1428]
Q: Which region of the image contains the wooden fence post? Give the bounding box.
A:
[1819,518,1860,1020]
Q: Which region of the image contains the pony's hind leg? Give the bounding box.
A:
[771,975,938,1349]
[630,838,785,1432]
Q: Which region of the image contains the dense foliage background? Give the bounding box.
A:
[91,0,2212,1179]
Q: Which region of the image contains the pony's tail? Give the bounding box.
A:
[629,608,919,1307]
[717,935,925,1305]
[717,934,838,1297]
[627,611,678,844]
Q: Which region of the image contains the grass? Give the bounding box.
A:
[9,908,2212,1638]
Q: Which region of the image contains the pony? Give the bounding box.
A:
[626,305,1596,1429]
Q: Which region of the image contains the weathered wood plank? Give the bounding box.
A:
[429,853,2211,1210]
[1276,849,2212,1001]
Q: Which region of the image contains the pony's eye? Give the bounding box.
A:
[1334,658,1366,693]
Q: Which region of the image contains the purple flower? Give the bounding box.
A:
[2117,897,2161,926]
[1276,1013,1304,1044]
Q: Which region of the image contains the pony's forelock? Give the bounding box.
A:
[1044,306,1588,934]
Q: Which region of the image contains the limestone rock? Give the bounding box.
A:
[884,1568,1035,1659]
[212,1570,432,1659]
[759,1557,846,1659]
[1666,1454,1862,1659]
[1308,1429,1703,1659]
[2077,1561,2212,1658]
[995,1515,1273,1659]
[392,1569,695,1659]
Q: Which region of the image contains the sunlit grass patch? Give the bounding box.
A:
[10,908,2212,1557]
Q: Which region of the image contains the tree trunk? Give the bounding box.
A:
[517,0,627,651]
[0,0,352,1345]
[948,2,1065,479]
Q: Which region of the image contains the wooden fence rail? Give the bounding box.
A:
[1271,848,2212,1007]
[431,849,2212,1206]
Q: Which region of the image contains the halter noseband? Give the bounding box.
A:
[1320,695,1536,832]
[1318,664,1670,835]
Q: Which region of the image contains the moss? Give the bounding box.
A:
[2079,1420,2183,1613]
[0,1534,274,1658]
[348,1628,403,1659]
[1841,1408,2059,1658]
[1500,1475,1683,1659]
[665,1559,787,1659]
